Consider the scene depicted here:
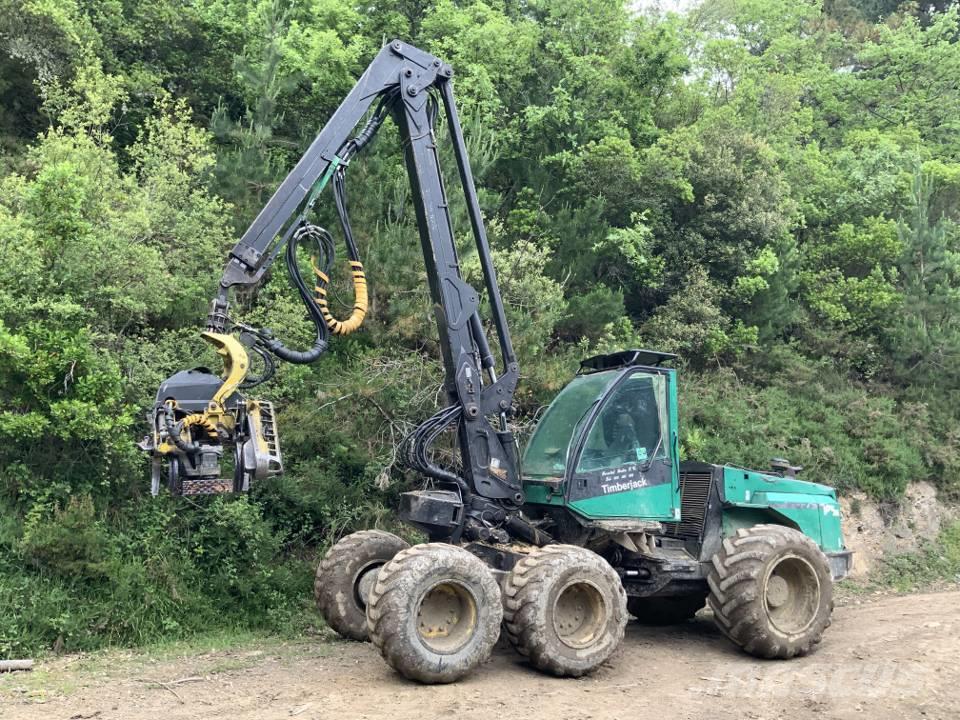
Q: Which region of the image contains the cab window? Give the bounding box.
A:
[575,372,669,473]
[522,370,618,480]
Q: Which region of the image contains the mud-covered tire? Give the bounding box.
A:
[314,530,409,641]
[503,544,627,677]
[707,524,833,659]
[366,543,502,684]
[627,595,705,625]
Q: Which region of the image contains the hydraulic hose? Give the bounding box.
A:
[312,258,367,335]
[256,97,396,358]
[259,223,332,364]
[305,93,394,337]
[239,340,276,388]
[311,164,368,335]
[403,404,472,499]
[162,403,219,456]
[163,403,199,455]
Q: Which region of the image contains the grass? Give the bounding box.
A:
[0,627,338,703]
[872,520,960,592]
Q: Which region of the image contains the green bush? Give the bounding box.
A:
[0,495,319,656]
[20,496,114,578]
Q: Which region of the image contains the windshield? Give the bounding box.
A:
[522,370,619,480]
[575,371,670,473]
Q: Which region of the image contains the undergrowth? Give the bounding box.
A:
[873,521,960,591]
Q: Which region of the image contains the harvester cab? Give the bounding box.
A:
[523,349,681,524]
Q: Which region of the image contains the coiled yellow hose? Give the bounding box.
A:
[181,414,219,440]
[312,259,368,335]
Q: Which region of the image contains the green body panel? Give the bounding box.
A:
[568,480,679,521]
[523,474,680,521]
[523,481,564,507]
[721,466,844,552]
[666,368,681,509]
[723,466,837,501]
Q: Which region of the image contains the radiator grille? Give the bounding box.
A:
[664,471,712,538]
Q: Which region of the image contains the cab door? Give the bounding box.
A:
[565,368,681,522]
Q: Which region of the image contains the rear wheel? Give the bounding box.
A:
[503,545,627,677]
[366,543,502,684]
[627,595,705,625]
[314,530,409,641]
[707,524,833,659]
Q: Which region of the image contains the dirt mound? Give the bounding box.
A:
[841,481,955,577]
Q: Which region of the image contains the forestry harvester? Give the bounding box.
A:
[141,40,852,683]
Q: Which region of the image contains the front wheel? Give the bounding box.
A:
[503,545,627,677]
[708,524,833,659]
[366,543,502,684]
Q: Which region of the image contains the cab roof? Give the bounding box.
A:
[578,349,677,374]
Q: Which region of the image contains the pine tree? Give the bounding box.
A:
[896,167,960,383]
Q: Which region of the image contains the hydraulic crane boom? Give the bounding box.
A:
[142,40,544,545]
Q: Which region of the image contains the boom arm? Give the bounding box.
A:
[147,40,540,543]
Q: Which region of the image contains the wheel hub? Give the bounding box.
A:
[354,565,381,609]
[764,554,821,635]
[766,575,789,608]
[553,580,606,649]
[416,581,478,654]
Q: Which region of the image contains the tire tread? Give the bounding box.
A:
[707,524,833,659]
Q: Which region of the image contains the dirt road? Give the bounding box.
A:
[2,590,957,720]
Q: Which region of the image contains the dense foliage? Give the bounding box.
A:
[1,0,959,655]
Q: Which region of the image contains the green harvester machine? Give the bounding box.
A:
[142,40,852,685]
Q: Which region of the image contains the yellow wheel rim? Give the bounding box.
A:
[553,580,606,649]
[416,581,479,654]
